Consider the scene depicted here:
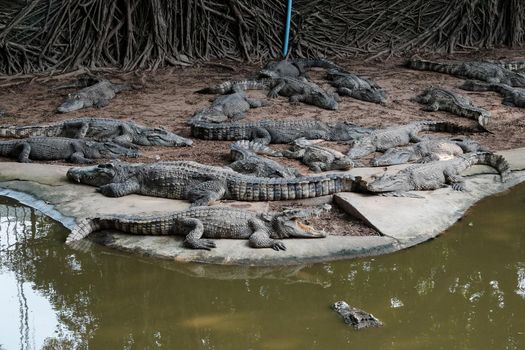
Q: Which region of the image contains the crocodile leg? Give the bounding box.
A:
[421,102,440,112]
[186,180,227,206]
[179,218,217,250]
[248,218,286,250]
[288,94,306,105]
[250,127,272,145]
[97,180,141,197]
[245,97,268,108]
[68,141,95,164]
[268,81,286,98]
[16,143,31,163]
[444,171,466,191]
[282,149,305,159]
[94,99,110,108]
[308,162,326,173]
[111,124,137,149]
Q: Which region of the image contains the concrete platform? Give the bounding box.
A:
[0,147,524,266]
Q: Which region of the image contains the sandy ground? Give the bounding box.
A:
[1,49,525,236]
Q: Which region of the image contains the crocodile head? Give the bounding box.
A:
[371,147,414,166]
[57,93,86,113]
[133,126,193,147]
[268,209,326,239]
[354,88,388,104]
[85,141,140,159]
[314,91,338,110]
[366,172,411,193]
[67,163,128,186]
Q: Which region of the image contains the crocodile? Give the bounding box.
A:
[482,60,525,72]
[366,152,511,196]
[405,58,525,87]
[415,87,491,130]
[0,137,139,163]
[460,80,525,108]
[66,206,325,250]
[66,161,359,205]
[191,119,373,144]
[282,138,355,172]
[331,301,383,330]
[326,69,387,104]
[371,138,486,166]
[190,91,269,123]
[347,121,474,159]
[258,58,341,79]
[0,117,193,148]
[57,79,131,113]
[228,140,300,178]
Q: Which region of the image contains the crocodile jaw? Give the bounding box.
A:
[57,97,84,113]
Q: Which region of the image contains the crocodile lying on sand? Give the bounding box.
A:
[57,79,131,113]
[67,161,359,205]
[258,58,340,79]
[366,152,510,196]
[460,80,525,108]
[66,206,325,250]
[326,69,387,104]
[0,137,138,163]
[190,91,269,123]
[415,87,491,130]
[482,60,525,72]
[228,140,300,178]
[0,117,192,148]
[371,138,486,166]
[347,121,473,159]
[191,119,372,144]
[282,138,355,172]
[405,59,525,87]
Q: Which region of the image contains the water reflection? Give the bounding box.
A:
[0,183,524,349]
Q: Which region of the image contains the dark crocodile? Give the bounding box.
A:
[331,301,383,330]
[0,117,192,148]
[190,91,269,123]
[191,119,373,144]
[57,79,131,113]
[282,138,354,172]
[460,80,525,108]
[371,138,486,166]
[66,161,359,205]
[405,58,525,87]
[326,69,387,104]
[482,60,525,72]
[0,137,138,163]
[366,152,511,196]
[258,58,340,79]
[67,206,325,250]
[347,121,473,159]
[228,140,300,178]
[415,87,491,130]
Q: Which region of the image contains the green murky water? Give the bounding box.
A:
[0,184,524,350]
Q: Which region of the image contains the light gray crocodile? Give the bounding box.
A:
[228,140,300,178]
[57,79,131,113]
[190,91,269,123]
[371,138,486,166]
[0,117,192,148]
[347,121,474,159]
[460,80,525,108]
[66,161,359,205]
[66,206,325,251]
[366,152,510,196]
[405,59,525,87]
[0,137,139,163]
[415,87,491,130]
[326,69,387,104]
[282,138,355,172]
[258,58,341,79]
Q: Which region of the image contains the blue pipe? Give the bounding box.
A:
[282,0,293,57]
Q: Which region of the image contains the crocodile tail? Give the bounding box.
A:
[423,121,478,134]
[405,59,460,75]
[473,152,512,182]
[296,58,340,70]
[191,121,249,141]
[66,217,102,243]
[0,124,62,138]
[196,80,269,94]
[230,140,282,160]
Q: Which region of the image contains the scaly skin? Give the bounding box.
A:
[66,161,359,205]
[66,206,326,250]
[0,117,192,148]
[326,69,387,104]
[282,138,355,172]
[332,301,383,330]
[191,119,373,144]
[0,137,139,163]
[415,87,491,130]
[367,152,511,195]
[258,58,341,78]
[405,59,525,87]
[57,79,130,113]
[347,121,474,159]
[190,91,269,123]
[460,80,525,108]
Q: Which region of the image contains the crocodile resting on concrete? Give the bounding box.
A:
[0,117,192,148]
[67,161,359,205]
[191,119,372,144]
[190,91,269,123]
[460,80,525,108]
[366,152,511,196]
[415,87,491,130]
[326,69,387,104]
[258,58,340,79]
[0,137,139,163]
[57,79,131,113]
[371,138,486,166]
[282,138,355,172]
[347,121,474,159]
[67,206,325,250]
[405,58,525,87]
[228,140,300,178]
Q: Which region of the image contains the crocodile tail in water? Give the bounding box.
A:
[196,80,269,94]
[405,59,460,75]
[66,217,103,243]
[230,140,282,160]
[471,152,512,182]
[0,123,63,138]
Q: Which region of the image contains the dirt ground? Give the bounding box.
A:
[1,49,525,237]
